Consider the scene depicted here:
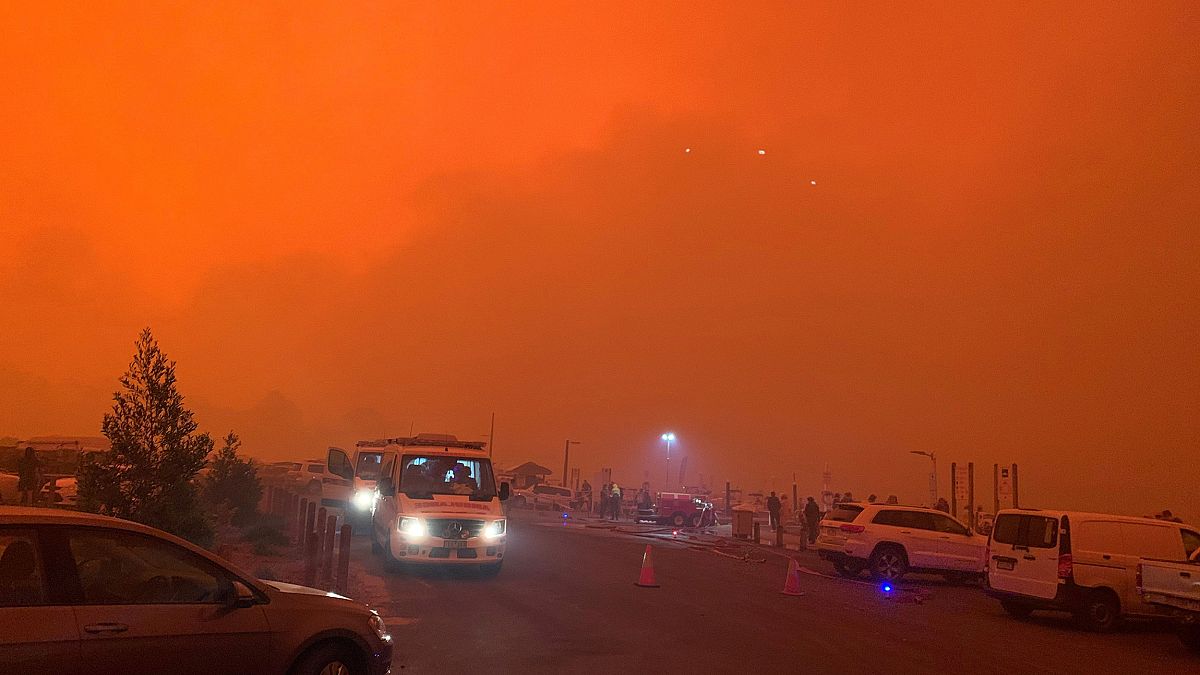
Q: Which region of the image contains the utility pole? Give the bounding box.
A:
[562,440,580,488]
[488,412,495,459]
[910,451,937,506]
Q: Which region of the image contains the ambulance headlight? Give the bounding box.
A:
[399,517,426,537]
[352,490,374,511]
[483,519,506,540]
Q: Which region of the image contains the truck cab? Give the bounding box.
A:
[369,434,509,575]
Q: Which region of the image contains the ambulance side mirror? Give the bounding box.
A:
[378,477,395,496]
[499,482,511,502]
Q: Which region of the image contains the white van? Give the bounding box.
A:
[986,508,1200,631]
[369,434,509,575]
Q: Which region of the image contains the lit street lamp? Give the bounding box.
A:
[661,432,676,490]
[910,450,937,506]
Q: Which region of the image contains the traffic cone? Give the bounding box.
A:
[781,558,806,596]
[634,544,660,588]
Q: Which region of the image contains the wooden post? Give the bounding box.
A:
[321,514,337,587]
[297,497,309,547]
[304,502,316,552]
[315,507,328,569]
[303,530,319,587]
[1011,463,1020,509]
[753,521,761,545]
[775,524,784,548]
[335,524,353,594]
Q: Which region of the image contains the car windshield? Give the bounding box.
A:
[398,454,497,500]
[306,464,325,474]
[356,452,384,480]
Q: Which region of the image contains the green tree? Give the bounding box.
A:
[78,328,214,545]
[202,431,263,527]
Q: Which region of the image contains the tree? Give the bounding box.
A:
[78,328,214,545]
[202,431,262,526]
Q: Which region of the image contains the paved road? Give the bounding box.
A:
[355,511,1196,674]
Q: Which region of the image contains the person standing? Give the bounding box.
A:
[766,491,782,530]
[610,483,622,521]
[804,496,821,544]
[581,480,593,512]
[17,446,41,506]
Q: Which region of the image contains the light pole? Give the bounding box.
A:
[910,450,937,506]
[563,440,580,488]
[661,432,676,490]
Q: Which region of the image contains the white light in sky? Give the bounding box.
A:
[811,180,817,185]
[757,149,766,155]
[685,148,691,153]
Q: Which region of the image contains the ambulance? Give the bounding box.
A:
[368,434,510,575]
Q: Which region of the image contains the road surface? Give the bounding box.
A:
[354,511,1196,674]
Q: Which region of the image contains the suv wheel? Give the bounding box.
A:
[1074,590,1120,632]
[292,641,363,675]
[869,546,908,581]
[1000,600,1034,620]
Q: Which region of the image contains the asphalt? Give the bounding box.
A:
[354,510,1197,675]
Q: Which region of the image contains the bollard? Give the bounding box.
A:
[303,529,320,587]
[776,524,784,548]
[297,497,309,547]
[335,524,353,594]
[304,502,316,553]
[321,515,337,587]
[315,507,328,572]
[753,521,761,545]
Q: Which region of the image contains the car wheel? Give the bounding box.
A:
[672,513,686,527]
[1179,623,1200,654]
[688,513,702,528]
[291,640,364,675]
[869,546,908,581]
[479,561,503,577]
[1000,600,1034,620]
[1074,590,1120,632]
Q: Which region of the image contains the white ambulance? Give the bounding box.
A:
[369,434,510,575]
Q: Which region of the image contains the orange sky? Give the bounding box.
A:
[2,2,1197,518]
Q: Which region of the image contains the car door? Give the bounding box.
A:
[930,513,985,571]
[324,447,355,508]
[0,527,80,675]
[896,511,942,568]
[66,526,271,675]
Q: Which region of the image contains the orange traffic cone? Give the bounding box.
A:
[781,558,806,596]
[635,544,660,588]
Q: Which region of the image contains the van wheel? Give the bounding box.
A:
[1178,623,1200,654]
[479,562,503,577]
[383,532,403,572]
[869,546,908,581]
[1000,600,1034,620]
[672,513,686,527]
[1074,590,1120,632]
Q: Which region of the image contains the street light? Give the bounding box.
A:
[661,432,676,490]
[563,440,581,488]
[910,450,937,506]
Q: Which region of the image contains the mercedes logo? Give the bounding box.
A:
[445,522,468,539]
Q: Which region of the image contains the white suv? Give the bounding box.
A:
[815,502,987,582]
[512,484,575,510]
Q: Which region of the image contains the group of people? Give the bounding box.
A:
[578,480,629,520]
[764,491,825,543]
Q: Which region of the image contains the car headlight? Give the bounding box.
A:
[483,519,506,540]
[352,489,374,511]
[399,517,426,537]
[368,612,392,643]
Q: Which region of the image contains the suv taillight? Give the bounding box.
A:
[839,524,865,534]
[1057,553,1073,580]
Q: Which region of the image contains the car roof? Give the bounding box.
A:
[996,508,1194,528]
[836,502,945,513]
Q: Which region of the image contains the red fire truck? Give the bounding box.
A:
[637,492,717,527]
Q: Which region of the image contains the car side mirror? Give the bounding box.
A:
[229,580,256,609]
[378,477,394,495]
[499,482,510,502]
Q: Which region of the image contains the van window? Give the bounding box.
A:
[825,504,864,523]
[355,452,383,480]
[991,514,1057,548]
[1182,530,1200,559]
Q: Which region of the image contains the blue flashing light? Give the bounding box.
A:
[562,512,569,519]
[881,583,893,593]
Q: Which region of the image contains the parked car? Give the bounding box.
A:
[0,473,19,505]
[986,508,1200,632]
[41,476,78,508]
[512,484,576,511]
[290,460,328,495]
[815,502,986,582]
[1139,548,1200,653]
[0,506,392,675]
